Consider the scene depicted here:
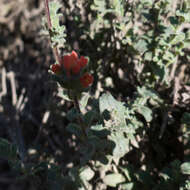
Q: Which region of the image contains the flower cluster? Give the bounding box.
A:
[51,51,93,89]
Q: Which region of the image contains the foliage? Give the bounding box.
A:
[0,0,190,189]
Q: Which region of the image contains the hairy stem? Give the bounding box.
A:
[73,96,87,139]
[44,0,61,64]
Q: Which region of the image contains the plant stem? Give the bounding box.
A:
[44,0,61,64]
[73,96,87,138]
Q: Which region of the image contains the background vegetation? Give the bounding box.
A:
[0,0,190,189]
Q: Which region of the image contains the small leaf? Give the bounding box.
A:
[134,39,148,54]
[103,173,125,187]
[90,125,110,138]
[120,165,135,181]
[170,33,185,45]
[181,162,190,175]
[144,51,152,61]
[120,182,134,190]
[80,166,95,181]
[137,86,160,100]
[66,123,83,137]
[57,88,71,101]
[84,111,98,126]
[136,106,152,122]
[79,92,90,112]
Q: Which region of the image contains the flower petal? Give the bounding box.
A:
[72,64,81,74]
[63,55,71,70]
[71,51,78,60]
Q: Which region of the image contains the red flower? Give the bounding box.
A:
[62,51,88,76]
[78,56,88,68]
[51,64,62,74]
[80,73,94,88]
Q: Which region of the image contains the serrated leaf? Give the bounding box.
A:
[80,166,95,181]
[181,162,190,175]
[103,173,125,187]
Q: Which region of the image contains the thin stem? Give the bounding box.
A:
[44,0,61,64]
[73,96,87,138]
[44,0,52,29]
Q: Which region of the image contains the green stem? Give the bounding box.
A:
[73,96,87,139]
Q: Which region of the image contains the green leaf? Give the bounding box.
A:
[176,10,190,22]
[99,93,126,124]
[66,123,83,137]
[134,39,148,54]
[136,170,155,187]
[90,124,110,138]
[57,88,71,101]
[49,1,66,47]
[84,111,98,126]
[137,86,160,100]
[110,132,129,159]
[103,173,125,187]
[79,166,95,181]
[99,93,124,113]
[136,105,152,122]
[181,162,190,175]
[144,51,153,61]
[79,92,90,112]
[151,63,169,83]
[170,33,185,45]
[66,108,78,122]
[0,138,17,161]
[120,182,134,190]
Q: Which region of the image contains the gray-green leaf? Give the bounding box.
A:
[103,173,125,187]
[181,162,190,175]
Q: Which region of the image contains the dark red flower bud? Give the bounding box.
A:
[80,73,94,88]
[51,64,62,74]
